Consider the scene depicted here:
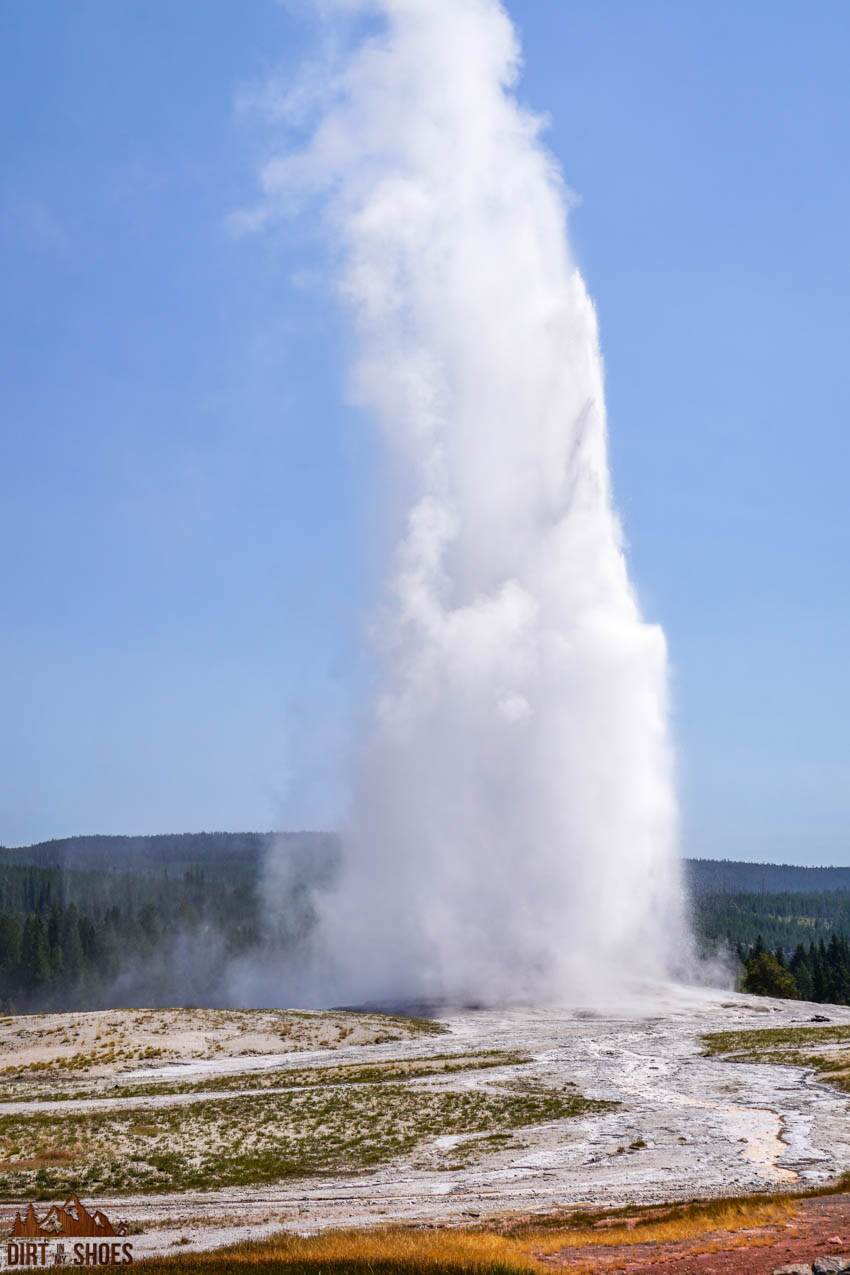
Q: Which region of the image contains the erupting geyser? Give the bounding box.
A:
[252,0,691,1004]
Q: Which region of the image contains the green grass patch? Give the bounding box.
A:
[702,1024,850,1058]
[0,1078,612,1198]
[0,1050,528,1104]
[702,1024,850,1097]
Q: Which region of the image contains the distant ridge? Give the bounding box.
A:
[0,836,846,894]
[0,831,338,878]
[686,857,850,895]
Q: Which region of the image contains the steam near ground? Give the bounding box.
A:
[236,0,693,1009]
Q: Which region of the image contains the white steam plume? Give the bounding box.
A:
[249,0,691,1005]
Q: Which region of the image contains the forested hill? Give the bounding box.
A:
[0,831,336,879]
[3,837,847,894]
[686,858,850,895]
[0,833,848,1013]
[0,832,340,1014]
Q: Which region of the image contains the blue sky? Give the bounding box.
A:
[1,1,848,864]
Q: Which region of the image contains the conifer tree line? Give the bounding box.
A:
[3,838,850,1011]
[738,934,850,1004]
[0,863,263,1012]
[0,836,334,1012]
[695,890,850,952]
[695,885,850,1004]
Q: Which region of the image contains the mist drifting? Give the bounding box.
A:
[250,0,690,1005]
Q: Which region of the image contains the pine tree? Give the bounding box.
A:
[60,907,85,986]
[741,949,799,999]
[812,941,829,1002]
[18,914,51,996]
[0,914,21,972]
[790,944,814,1001]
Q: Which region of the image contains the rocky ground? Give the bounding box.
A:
[0,986,849,1263]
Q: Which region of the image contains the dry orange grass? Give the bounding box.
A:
[527,1194,795,1252]
[140,1226,536,1274]
[138,1196,795,1274]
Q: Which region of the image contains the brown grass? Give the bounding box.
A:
[0,1149,80,1169]
[140,1228,535,1275]
[526,1195,794,1252]
[136,1196,797,1275]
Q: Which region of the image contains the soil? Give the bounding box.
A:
[546,1192,850,1273]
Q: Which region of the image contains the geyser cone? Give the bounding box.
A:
[254,0,692,1005]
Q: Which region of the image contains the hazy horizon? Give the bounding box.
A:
[0,826,845,873]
